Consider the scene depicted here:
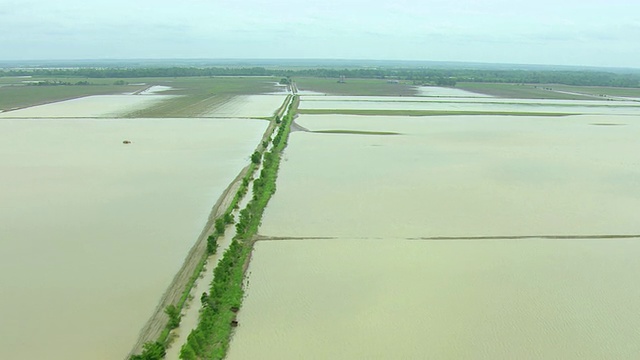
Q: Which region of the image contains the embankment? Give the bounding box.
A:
[128,94,293,360]
[127,165,250,357]
[177,95,299,360]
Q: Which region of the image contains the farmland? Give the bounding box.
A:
[226,89,640,360]
[1,73,640,360]
[0,77,289,360]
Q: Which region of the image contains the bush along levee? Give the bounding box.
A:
[129,95,293,360]
[179,96,298,360]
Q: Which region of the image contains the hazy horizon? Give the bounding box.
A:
[1,0,640,68]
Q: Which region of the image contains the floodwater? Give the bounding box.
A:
[299,95,640,106]
[164,172,259,360]
[227,238,640,360]
[228,109,640,359]
[261,114,640,238]
[0,118,267,360]
[164,225,236,360]
[416,86,492,97]
[204,95,287,118]
[298,96,640,115]
[0,94,170,118]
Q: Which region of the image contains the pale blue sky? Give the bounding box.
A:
[1,0,639,68]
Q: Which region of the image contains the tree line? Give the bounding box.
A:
[2,67,639,88]
[180,96,298,360]
[129,96,297,360]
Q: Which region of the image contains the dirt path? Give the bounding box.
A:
[128,94,293,359]
[127,166,250,358]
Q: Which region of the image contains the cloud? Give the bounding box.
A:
[1,0,639,67]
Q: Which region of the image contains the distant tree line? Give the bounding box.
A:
[20,79,130,86]
[25,80,93,86]
[1,67,273,78]
[3,67,639,88]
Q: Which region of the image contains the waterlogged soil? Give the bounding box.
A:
[0,118,267,360]
[0,94,171,118]
[204,95,288,118]
[416,86,492,97]
[227,239,640,360]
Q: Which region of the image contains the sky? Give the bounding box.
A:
[1,0,640,68]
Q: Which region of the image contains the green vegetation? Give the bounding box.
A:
[250,151,261,164]
[2,70,638,113]
[23,79,94,86]
[0,76,278,115]
[298,109,574,117]
[165,305,182,329]
[179,96,298,360]
[128,96,290,360]
[123,77,277,118]
[547,84,640,98]
[4,66,639,88]
[130,342,166,360]
[1,67,275,78]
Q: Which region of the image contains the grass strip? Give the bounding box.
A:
[178,96,298,360]
[129,95,292,360]
[298,109,575,116]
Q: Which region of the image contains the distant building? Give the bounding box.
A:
[338,75,346,83]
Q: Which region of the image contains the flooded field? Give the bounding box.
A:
[300,95,640,105]
[229,93,640,359]
[204,95,287,118]
[298,96,640,115]
[261,114,640,238]
[228,238,640,360]
[0,118,267,360]
[0,94,171,118]
[416,86,492,97]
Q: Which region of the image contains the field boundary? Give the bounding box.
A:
[176,95,298,360]
[127,94,292,359]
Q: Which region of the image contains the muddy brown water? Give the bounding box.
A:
[0,118,267,360]
[297,97,640,115]
[228,238,640,360]
[261,114,640,238]
[228,113,640,359]
[204,95,288,118]
[0,95,170,118]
